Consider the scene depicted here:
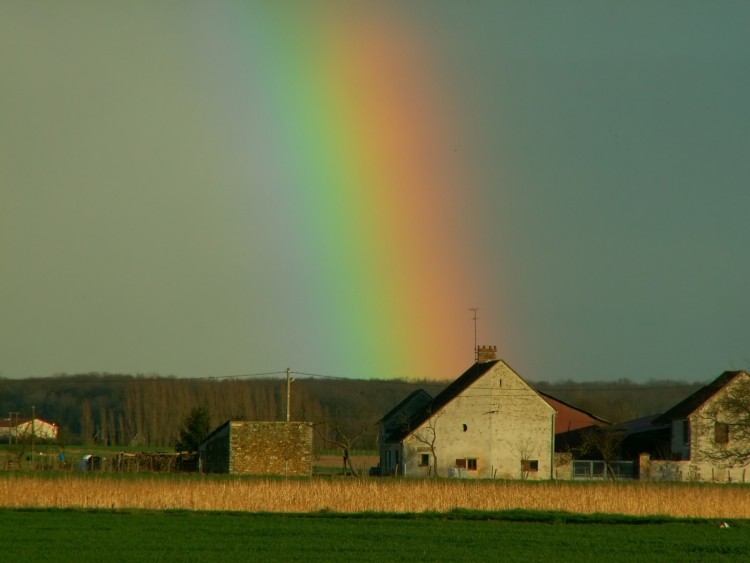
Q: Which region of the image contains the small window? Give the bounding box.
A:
[419,453,430,466]
[522,459,539,472]
[715,422,729,445]
[682,419,691,446]
[455,458,467,469]
[467,458,477,471]
[462,424,468,432]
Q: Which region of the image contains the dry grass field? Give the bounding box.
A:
[1,474,750,518]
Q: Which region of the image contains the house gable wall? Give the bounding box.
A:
[403,361,555,479]
[657,372,750,482]
[688,372,750,479]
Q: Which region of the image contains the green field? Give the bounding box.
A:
[2,509,748,562]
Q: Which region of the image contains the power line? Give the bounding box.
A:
[204,371,287,380]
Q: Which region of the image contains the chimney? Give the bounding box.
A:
[476,345,497,363]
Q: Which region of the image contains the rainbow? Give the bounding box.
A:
[227,4,488,379]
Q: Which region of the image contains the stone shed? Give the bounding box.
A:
[199,421,313,476]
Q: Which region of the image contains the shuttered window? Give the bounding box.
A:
[715,422,729,444]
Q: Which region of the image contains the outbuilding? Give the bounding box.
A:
[199,420,313,476]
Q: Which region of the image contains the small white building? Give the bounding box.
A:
[379,348,556,480]
[0,417,59,442]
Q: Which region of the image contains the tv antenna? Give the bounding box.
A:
[469,307,479,361]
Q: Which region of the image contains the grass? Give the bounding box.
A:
[3,474,750,561]
[2,473,750,518]
[1,508,748,562]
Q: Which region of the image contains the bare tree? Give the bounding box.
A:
[410,410,442,477]
[313,406,373,476]
[579,426,626,480]
[515,437,536,480]
[698,376,750,468]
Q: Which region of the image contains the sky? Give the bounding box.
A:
[1,1,749,383]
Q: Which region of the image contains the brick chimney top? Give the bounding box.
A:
[476,345,497,363]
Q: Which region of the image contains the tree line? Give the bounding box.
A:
[0,373,706,450]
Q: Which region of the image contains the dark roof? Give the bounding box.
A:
[388,360,500,442]
[200,419,231,446]
[378,389,433,424]
[612,414,669,435]
[379,389,434,442]
[653,371,748,424]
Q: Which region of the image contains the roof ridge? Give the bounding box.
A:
[653,370,749,423]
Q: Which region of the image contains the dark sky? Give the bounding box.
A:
[1,2,748,382]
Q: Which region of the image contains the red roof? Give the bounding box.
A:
[538,392,609,434]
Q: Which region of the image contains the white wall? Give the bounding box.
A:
[10,419,58,440]
[402,361,555,479]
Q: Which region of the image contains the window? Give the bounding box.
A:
[462,424,468,432]
[682,419,691,446]
[522,459,539,472]
[456,458,477,471]
[715,422,729,445]
[419,453,430,466]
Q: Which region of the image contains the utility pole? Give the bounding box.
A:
[286,368,292,422]
[31,405,35,470]
[8,412,19,445]
[469,308,479,362]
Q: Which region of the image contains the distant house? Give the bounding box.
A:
[0,417,58,442]
[379,347,556,479]
[199,421,313,476]
[645,370,750,482]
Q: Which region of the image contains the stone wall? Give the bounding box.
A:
[229,421,313,476]
[639,453,750,483]
[554,452,574,480]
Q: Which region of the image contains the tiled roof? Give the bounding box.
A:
[653,371,748,424]
[378,389,433,424]
[379,389,434,442]
[537,391,609,432]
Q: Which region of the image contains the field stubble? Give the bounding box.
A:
[1,474,750,518]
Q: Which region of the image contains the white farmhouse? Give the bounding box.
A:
[379,347,556,479]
